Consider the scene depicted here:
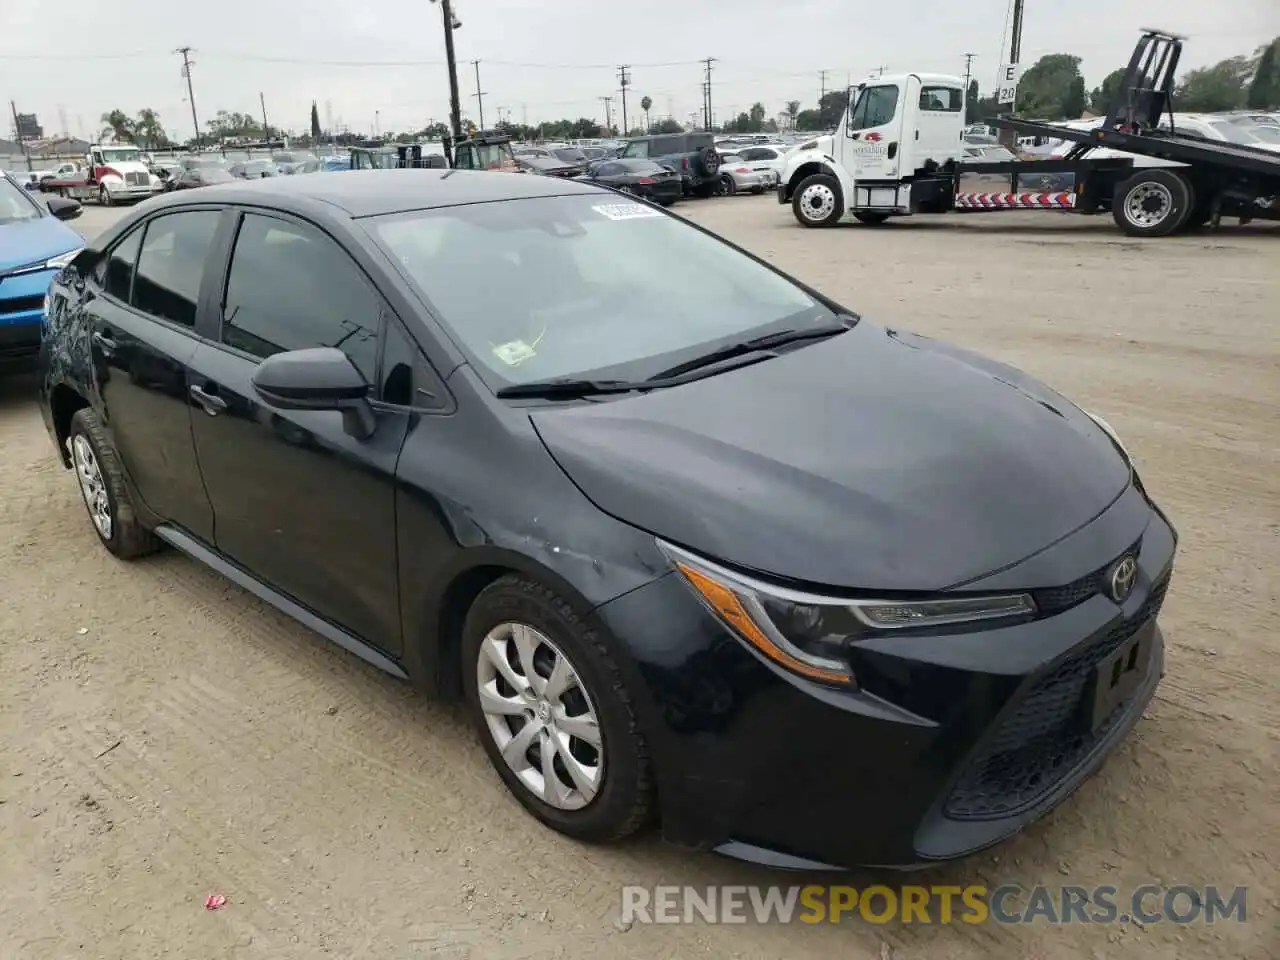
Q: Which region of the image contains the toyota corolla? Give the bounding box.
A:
[37,170,1175,869]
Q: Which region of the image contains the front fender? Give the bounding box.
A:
[781,155,848,202]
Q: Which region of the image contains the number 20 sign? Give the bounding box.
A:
[996,63,1022,105]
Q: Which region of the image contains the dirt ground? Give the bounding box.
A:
[1,200,1276,960]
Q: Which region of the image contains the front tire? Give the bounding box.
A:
[791,173,843,227]
[99,185,112,207]
[461,575,654,843]
[68,408,160,559]
[1111,169,1191,237]
[719,174,736,196]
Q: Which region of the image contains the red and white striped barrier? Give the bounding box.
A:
[954,191,1076,210]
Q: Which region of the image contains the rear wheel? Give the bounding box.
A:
[719,174,736,196]
[1111,169,1191,237]
[791,173,843,227]
[854,211,891,225]
[68,408,160,559]
[461,575,654,842]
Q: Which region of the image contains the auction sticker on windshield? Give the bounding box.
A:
[592,203,663,221]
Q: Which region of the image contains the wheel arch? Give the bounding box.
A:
[783,160,843,199]
[50,382,90,468]
[406,545,647,701]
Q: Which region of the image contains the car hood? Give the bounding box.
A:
[530,323,1132,591]
[0,213,82,273]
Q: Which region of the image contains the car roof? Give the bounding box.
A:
[136,169,604,219]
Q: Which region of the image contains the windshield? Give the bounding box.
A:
[1247,124,1280,143]
[99,148,141,163]
[0,176,42,224]
[1209,121,1258,144]
[370,195,831,388]
[553,148,587,163]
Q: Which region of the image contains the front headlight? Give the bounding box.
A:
[45,247,82,269]
[1084,409,1130,461]
[660,541,1037,687]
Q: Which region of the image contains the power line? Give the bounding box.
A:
[175,46,200,143]
[472,60,486,129]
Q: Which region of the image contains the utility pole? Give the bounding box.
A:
[701,57,717,130]
[617,65,631,135]
[961,53,976,123]
[1000,0,1025,149]
[175,47,200,145]
[873,65,888,77]
[599,96,614,134]
[9,101,32,171]
[430,0,464,144]
[819,69,828,106]
[472,60,486,129]
[259,91,270,140]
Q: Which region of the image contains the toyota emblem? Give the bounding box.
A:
[1108,556,1138,604]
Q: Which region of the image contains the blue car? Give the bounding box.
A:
[1,171,83,372]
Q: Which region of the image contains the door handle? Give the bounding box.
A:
[92,331,118,353]
[189,384,228,414]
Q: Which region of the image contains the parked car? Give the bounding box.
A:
[37,170,1176,870]
[584,159,681,204]
[727,145,789,181]
[0,171,82,372]
[229,159,281,179]
[619,133,721,196]
[168,167,238,191]
[715,154,774,195]
[294,155,354,173]
[272,152,320,174]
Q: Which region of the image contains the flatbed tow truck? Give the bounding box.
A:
[778,29,1280,237]
[39,142,163,206]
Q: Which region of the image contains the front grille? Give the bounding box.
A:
[1032,540,1140,615]
[124,171,150,186]
[943,574,1170,821]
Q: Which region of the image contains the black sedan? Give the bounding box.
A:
[586,159,682,205]
[166,166,238,191]
[36,170,1175,869]
[229,159,280,179]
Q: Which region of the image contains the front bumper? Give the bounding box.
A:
[596,493,1176,869]
[0,266,55,372]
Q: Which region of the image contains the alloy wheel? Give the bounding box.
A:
[800,182,836,222]
[1124,181,1173,229]
[72,434,113,539]
[475,622,603,810]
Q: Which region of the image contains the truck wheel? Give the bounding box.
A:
[1112,170,1191,237]
[99,185,112,207]
[854,212,891,225]
[792,173,843,228]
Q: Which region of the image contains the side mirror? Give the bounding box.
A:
[47,196,82,221]
[250,347,376,439]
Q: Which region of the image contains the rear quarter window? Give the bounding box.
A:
[651,137,681,155]
[687,133,714,151]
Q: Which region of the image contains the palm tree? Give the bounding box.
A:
[640,96,652,133]
[785,100,801,131]
[134,108,163,148]
[99,109,136,143]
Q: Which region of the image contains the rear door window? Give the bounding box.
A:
[131,211,221,327]
[919,86,963,112]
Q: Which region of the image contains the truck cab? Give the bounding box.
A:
[450,131,521,172]
[778,73,967,226]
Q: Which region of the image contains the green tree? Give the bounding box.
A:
[1089,68,1127,114]
[1062,76,1087,118]
[817,90,850,128]
[1015,53,1084,118]
[748,102,766,132]
[310,101,322,140]
[1175,57,1251,112]
[650,117,682,134]
[965,80,979,121]
[133,108,166,147]
[795,108,822,131]
[639,95,652,131]
[1247,41,1279,109]
[784,100,801,130]
[99,109,135,142]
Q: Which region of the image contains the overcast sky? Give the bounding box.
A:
[2,0,1275,141]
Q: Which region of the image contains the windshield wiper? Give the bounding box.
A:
[495,378,654,399]
[646,319,853,382]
